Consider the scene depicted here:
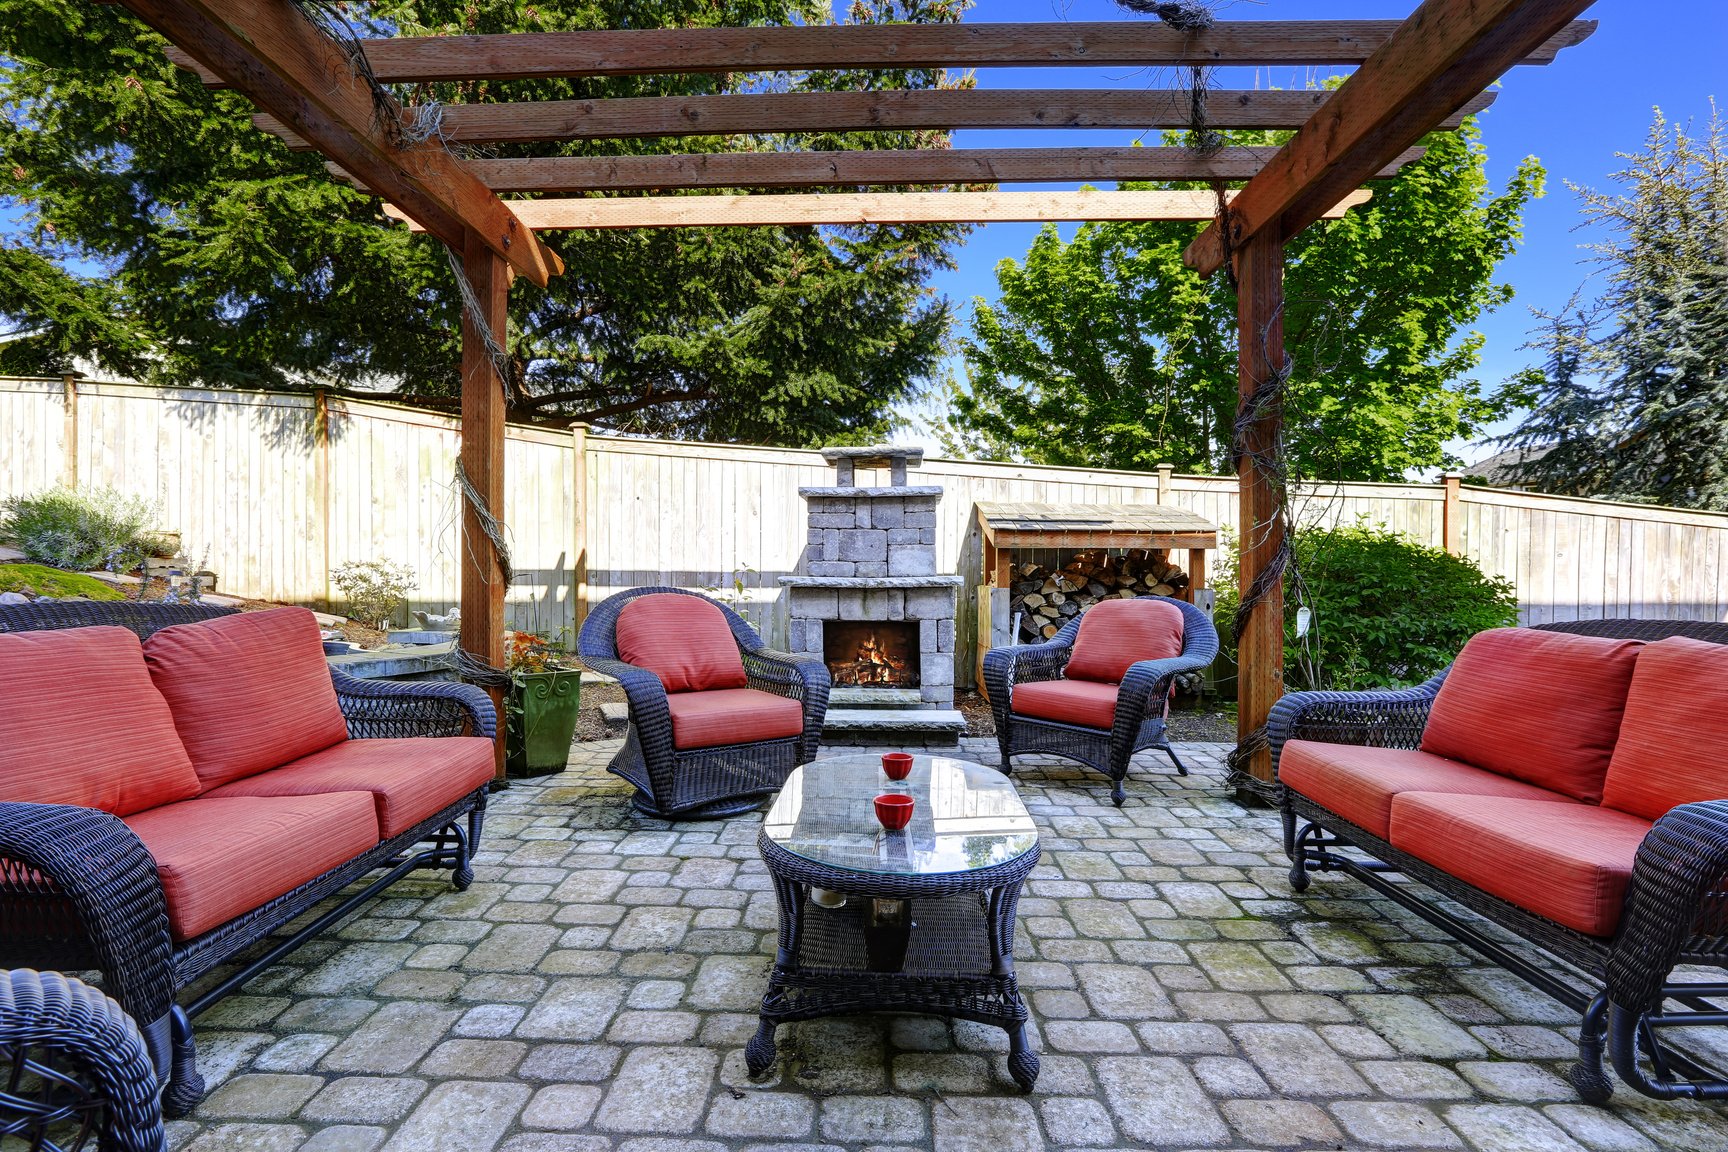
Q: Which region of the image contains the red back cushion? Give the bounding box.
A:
[615,594,748,693]
[0,626,201,816]
[1065,597,1185,683]
[145,607,350,789]
[1421,627,1642,803]
[1601,636,1728,821]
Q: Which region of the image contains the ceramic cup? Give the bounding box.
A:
[882,752,914,781]
[875,793,915,831]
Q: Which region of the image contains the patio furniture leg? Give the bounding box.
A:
[1568,992,1614,1105]
[1158,741,1190,776]
[1287,820,1321,893]
[1006,1024,1040,1092]
[1281,803,1298,859]
[745,1018,778,1078]
[1109,777,1127,808]
[161,1005,204,1118]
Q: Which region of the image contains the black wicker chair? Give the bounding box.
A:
[0,969,164,1152]
[984,595,1220,806]
[0,601,494,1117]
[1271,617,1728,1103]
[578,587,830,819]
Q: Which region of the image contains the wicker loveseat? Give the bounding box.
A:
[578,587,830,819]
[1272,618,1728,1103]
[0,601,495,1116]
[984,595,1219,806]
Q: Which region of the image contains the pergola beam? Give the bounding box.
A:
[118,0,563,287]
[1184,0,1596,276]
[163,19,1596,86]
[378,147,1424,194]
[257,89,1492,148]
[383,189,1371,231]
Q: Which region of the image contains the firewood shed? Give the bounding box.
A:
[973,502,1220,692]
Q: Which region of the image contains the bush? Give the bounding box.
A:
[1214,521,1519,690]
[0,487,158,572]
[0,563,126,601]
[332,559,417,629]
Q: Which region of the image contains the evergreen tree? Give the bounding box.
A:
[0,0,968,443]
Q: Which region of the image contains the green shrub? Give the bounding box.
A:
[0,563,126,601]
[1213,521,1519,691]
[0,487,158,573]
[332,559,417,629]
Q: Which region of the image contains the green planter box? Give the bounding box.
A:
[506,668,582,778]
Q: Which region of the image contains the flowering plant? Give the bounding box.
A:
[505,630,570,677]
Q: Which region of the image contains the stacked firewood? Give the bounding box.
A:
[1011,549,1190,642]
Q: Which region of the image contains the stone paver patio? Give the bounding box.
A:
[164,738,1728,1151]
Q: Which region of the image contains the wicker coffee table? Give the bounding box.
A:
[746,753,1042,1091]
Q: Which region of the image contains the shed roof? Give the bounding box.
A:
[976,502,1218,550]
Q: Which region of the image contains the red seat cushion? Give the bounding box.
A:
[1064,598,1185,683]
[144,607,350,790]
[665,688,803,750]
[615,594,749,694]
[0,626,201,816]
[123,792,380,941]
[1420,628,1642,803]
[206,737,495,838]
[1010,679,1120,731]
[1389,792,1652,938]
[1280,741,1575,841]
[1601,636,1728,821]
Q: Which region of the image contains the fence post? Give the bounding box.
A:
[1155,462,1174,505]
[60,372,83,489]
[571,422,590,635]
[1441,472,1462,555]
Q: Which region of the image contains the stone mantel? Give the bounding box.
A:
[797,486,944,499]
[778,575,963,589]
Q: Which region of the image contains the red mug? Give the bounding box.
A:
[882,752,913,781]
[875,793,915,831]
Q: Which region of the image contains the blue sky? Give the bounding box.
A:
[909,0,1728,464]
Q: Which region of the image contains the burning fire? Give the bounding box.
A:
[832,630,913,687]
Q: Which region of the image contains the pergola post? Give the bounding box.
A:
[1234,230,1285,791]
[457,227,511,780]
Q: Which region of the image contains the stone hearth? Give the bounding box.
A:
[780,445,964,744]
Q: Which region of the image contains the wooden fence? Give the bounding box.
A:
[5,376,1726,685]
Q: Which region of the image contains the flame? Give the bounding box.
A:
[830,629,914,687]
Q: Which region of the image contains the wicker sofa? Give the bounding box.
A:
[0,601,496,1116]
[1272,618,1728,1103]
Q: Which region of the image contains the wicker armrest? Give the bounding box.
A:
[1266,673,1447,783]
[1607,800,1728,1017]
[1112,652,1216,734]
[742,648,830,705]
[330,668,497,739]
[0,802,176,1077]
[982,639,1073,731]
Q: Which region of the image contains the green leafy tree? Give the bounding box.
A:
[938,120,1543,480]
[0,0,967,443]
[1497,107,1728,509]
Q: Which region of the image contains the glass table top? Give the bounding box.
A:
[762,754,1038,877]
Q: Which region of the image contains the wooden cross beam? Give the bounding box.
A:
[117,0,563,287]
[256,89,1493,148]
[369,147,1425,194]
[163,19,1597,86]
[1184,0,1596,276]
[383,189,1372,230]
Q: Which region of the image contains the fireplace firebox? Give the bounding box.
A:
[824,621,920,689]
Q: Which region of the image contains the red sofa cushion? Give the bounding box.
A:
[1420,628,1642,803]
[1011,679,1120,731]
[616,594,748,693]
[206,737,495,838]
[123,792,380,941]
[144,607,350,790]
[1065,598,1185,683]
[665,688,803,750]
[0,626,201,816]
[1389,792,1652,938]
[1601,636,1728,821]
[1280,741,1575,840]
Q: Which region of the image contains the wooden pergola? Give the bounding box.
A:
[122,0,1595,785]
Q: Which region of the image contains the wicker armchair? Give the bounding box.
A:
[0,601,494,1116]
[984,595,1220,806]
[1270,618,1728,1103]
[578,587,830,819]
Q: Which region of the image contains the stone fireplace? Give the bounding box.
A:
[780,446,964,743]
